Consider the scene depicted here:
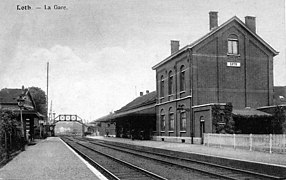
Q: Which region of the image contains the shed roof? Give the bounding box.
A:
[116,91,156,113]
[92,113,115,122]
[112,104,155,119]
[0,88,44,118]
[232,108,271,117]
[93,91,156,122]
[0,88,26,103]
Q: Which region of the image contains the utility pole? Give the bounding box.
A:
[47,62,49,124]
[49,100,53,123]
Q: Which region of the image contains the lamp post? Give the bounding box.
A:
[177,104,193,144]
[17,95,26,150]
[39,120,44,138]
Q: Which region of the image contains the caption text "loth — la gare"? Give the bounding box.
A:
[17,5,68,11]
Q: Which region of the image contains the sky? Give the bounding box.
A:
[0,0,285,122]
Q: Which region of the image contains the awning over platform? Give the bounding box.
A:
[93,91,156,123]
[111,104,155,119]
[94,104,155,123]
[1,105,44,119]
[232,108,271,116]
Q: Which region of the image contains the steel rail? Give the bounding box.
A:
[84,138,284,180]
[62,137,120,180]
[62,137,167,180]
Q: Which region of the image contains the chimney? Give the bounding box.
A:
[140,92,143,96]
[21,85,25,95]
[171,40,180,54]
[146,90,149,94]
[245,16,256,33]
[209,11,218,30]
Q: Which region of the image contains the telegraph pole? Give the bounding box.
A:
[47,62,49,124]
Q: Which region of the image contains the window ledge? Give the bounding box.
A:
[227,53,240,57]
[179,91,186,94]
[180,131,186,133]
[168,131,174,132]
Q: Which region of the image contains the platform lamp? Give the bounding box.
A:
[177,104,193,144]
[17,94,26,150]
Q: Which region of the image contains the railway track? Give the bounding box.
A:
[62,137,167,180]
[77,137,285,180]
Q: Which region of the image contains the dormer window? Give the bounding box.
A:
[227,35,239,55]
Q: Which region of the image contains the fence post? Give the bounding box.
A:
[282,134,286,152]
[10,132,12,150]
[249,134,252,151]
[4,131,9,159]
[220,133,222,148]
[208,133,210,147]
[269,134,272,154]
[203,133,205,146]
[233,134,236,149]
[4,131,7,150]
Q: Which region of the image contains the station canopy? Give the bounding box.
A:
[232,108,271,117]
[94,91,156,123]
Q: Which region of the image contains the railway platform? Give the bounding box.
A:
[0,137,107,180]
[88,135,286,167]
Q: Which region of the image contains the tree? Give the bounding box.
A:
[28,87,47,117]
[212,103,234,134]
[273,106,286,134]
[0,110,19,134]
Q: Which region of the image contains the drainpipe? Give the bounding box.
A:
[174,64,178,137]
[188,48,194,144]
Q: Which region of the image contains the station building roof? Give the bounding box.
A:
[0,87,44,118]
[93,91,156,122]
[152,16,278,70]
[116,91,156,113]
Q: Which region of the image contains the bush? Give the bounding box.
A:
[212,103,234,134]
[0,110,23,162]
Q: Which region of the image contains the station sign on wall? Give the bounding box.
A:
[227,62,241,67]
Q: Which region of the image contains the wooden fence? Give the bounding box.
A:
[0,129,23,164]
[204,133,286,153]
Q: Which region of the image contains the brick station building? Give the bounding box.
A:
[152,12,278,143]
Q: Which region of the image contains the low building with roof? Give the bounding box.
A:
[91,113,116,137]
[273,86,286,105]
[93,91,156,139]
[0,86,44,140]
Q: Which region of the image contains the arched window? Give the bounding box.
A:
[160,75,164,97]
[180,65,186,91]
[169,107,174,131]
[200,116,205,137]
[168,71,173,95]
[180,106,187,131]
[160,109,165,131]
[227,34,239,55]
